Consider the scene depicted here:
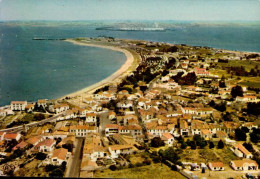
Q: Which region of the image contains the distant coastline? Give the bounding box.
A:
[58,39,138,100]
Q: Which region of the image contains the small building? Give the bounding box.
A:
[25,104,35,112]
[4,133,21,141]
[35,139,56,152]
[108,145,135,158]
[105,124,119,137]
[10,101,27,111]
[51,148,69,165]
[161,132,174,146]
[230,159,258,171]
[86,113,97,123]
[69,125,96,137]
[208,162,225,171]
[37,99,47,108]
[231,143,253,159]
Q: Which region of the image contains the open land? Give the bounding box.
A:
[0,37,260,178]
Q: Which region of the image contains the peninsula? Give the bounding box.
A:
[0,37,260,179]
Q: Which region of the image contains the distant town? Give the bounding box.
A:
[0,37,260,178]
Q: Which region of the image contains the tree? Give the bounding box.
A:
[235,128,247,141]
[162,147,180,164]
[241,127,249,133]
[250,128,260,143]
[193,135,207,149]
[49,168,64,177]
[190,141,197,150]
[181,142,187,149]
[150,137,165,148]
[109,165,117,171]
[231,85,243,98]
[217,140,224,149]
[36,152,47,160]
[34,113,45,121]
[209,141,215,149]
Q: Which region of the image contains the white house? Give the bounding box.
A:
[51,148,70,165]
[4,133,21,141]
[69,125,96,137]
[231,143,253,159]
[51,104,69,113]
[161,132,174,146]
[208,162,225,171]
[108,145,135,158]
[37,99,47,108]
[35,139,56,152]
[86,113,97,123]
[10,101,27,111]
[230,159,258,171]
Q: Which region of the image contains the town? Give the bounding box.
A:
[0,37,260,178]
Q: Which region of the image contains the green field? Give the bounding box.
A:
[94,163,185,179]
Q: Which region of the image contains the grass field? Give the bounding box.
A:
[94,163,185,179]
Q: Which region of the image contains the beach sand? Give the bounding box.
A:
[57,39,138,104]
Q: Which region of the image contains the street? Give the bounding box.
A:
[98,111,111,137]
[66,138,85,178]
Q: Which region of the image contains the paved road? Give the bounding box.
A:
[99,111,110,137]
[0,114,62,132]
[67,138,84,178]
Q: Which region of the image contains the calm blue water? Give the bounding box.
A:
[0,22,260,106]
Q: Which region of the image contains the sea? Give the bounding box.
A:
[0,21,260,106]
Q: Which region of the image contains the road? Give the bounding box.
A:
[66,138,84,178]
[98,111,110,137]
[0,114,62,132]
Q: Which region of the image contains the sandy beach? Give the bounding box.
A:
[58,39,138,102]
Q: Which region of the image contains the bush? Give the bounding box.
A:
[49,168,64,177]
[152,156,160,163]
[45,164,58,172]
[36,152,47,160]
[144,159,151,165]
[218,140,224,149]
[135,162,143,167]
[109,165,117,171]
[150,137,165,148]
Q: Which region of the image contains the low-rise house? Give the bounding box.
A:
[86,113,97,123]
[236,95,257,103]
[35,139,56,152]
[37,99,47,108]
[201,129,212,140]
[25,104,35,112]
[50,104,69,113]
[108,111,116,120]
[108,145,136,158]
[51,148,69,165]
[180,119,189,136]
[147,125,168,137]
[52,131,69,140]
[216,131,228,140]
[223,122,240,134]
[4,133,21,141]
[10,101,27,111]
[105,124,119,137]
[12,141,29,151]
[0,132,6,141]
[161,132,174,146]
[69,125,96,137]
[230,159,258,171]
[0,109,7,117]
[194,68,209,76]
[208,162,225,171]
[231,143,253,159]
[26,136,43,146]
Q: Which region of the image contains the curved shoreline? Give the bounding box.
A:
[58,39,136,100]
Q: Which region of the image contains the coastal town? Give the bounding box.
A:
[0,37,260,178]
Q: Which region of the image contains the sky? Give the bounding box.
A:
[0,0,260,21]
